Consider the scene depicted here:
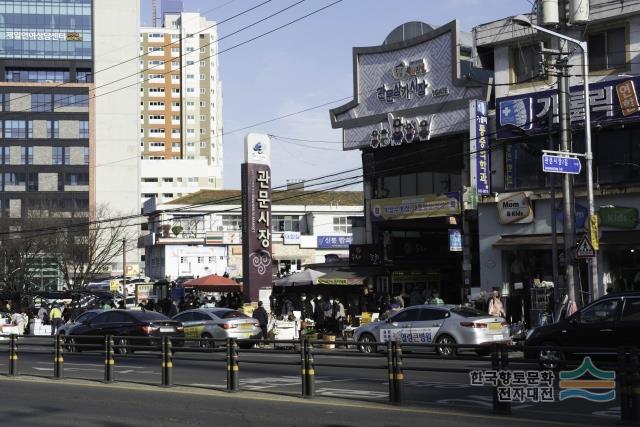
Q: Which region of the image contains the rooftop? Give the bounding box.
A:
[167,189,363,206]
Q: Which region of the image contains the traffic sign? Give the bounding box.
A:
[542,154,582,174]
[576,235,596,259]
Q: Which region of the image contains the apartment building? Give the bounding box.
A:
[139,9,223,204]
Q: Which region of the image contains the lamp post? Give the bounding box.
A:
[512,15,599,301]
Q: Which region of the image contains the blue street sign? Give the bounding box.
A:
[542,154,582,174]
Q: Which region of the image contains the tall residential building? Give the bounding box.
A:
[139,10,223,204]
[0,0,141,284]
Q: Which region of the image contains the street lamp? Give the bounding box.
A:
[512,14,599,301]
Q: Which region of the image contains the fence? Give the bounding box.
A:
[1,334,639,424]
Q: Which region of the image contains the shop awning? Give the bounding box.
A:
[182,275,243,293]
[273,269,325,287]
[493,231,640,249]
[492,234,565,250]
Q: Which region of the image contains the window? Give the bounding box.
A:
[163,177,174,182]
[333,216,352,234]
[27,172,37,191]
[272,215,300,232]
[4,172,25,186]
[148,47,163,53]
[5,120,31,139]
[31,94,51,112]
[390,309,420,323]
[6,69,69,83]
[20,147,32,165]
[163,193,173,198]
[148,88,165,94]
[149,101,165,107]
[48,120,60,139]
[579,299,620,324]
[53,147,70,165]
[622,298,640,322]
[510,44,545,84]
[65,173,89,186]
[142,177,159,182]
[83,147,89,165]
[149,115,165,120]
[79,121,89,138]
[200,115,206,122]
[589,28,626,71]
[1,147,10,164]
[54,94,89,108]
[418,309,449,321]
[186,88,195,93]
[221,215,242,231]
[197,257,203,263]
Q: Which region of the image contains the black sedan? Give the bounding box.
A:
[66,309,184,354]
[525,292,640,368]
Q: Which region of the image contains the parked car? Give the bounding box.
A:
[172,308,261,349]
[354,304,510,356]
[525,292,640,369]
[58,309,104,337]
[65,309,184,354]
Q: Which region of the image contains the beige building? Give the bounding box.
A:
[140,10,223,203]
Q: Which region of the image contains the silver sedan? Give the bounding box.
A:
[172,308,261,349]
[354,304,509,356]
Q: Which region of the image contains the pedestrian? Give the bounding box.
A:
[429,291,444,305]
[37,303,49,324]
[49,304,63,335]
[252,301,269,343]
[488,290,506,317]
[168,299,179,317]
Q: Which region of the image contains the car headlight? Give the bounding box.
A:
[525,328,536,341]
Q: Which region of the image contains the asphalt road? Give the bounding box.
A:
[0,337,621,426]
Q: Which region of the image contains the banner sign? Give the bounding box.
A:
[497,192,534,224]
[317,236,352,249]
[349,244,383,265]
[283,231,301,245]
[497,76,640,139]
[241,134,272,303]
[557,202,588,230]
[449,229,463,252]
[370,192,460,222]
[469,100,491,194]
[599,207,638,229]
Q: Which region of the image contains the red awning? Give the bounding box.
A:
[182,275,242,293]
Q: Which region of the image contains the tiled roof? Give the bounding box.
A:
[167,189,363,206]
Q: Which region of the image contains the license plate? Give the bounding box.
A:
[160,327,174,333]
[239,324,253,330]
[488,323,502,330]
[491,334,503,341]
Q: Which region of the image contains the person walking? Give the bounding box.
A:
[252,301,269,343]
[488,290,506,317]
[49,304,63,335]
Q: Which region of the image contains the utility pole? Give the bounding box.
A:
[547,108,560,308]
[557,52,577,304]
[122,238,128,300]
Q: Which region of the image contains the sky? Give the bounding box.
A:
[140,0,531,189]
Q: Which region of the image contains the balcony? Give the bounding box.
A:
[149,104,165,111]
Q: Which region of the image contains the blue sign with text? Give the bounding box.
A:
[542,154,582,175]
[317,236,352,249]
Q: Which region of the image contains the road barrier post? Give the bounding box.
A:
[226,338,239,392]
[8,333,17,376]
[491,343,510,415]
[387,341,395,403]
[161,336,173,387]
[630,348,640,425]
[300,338,308,398]
[620,347,640,425]
[305,339,315,398]
[54,333,64,379]
[104,335,115,383]
[392,341,404,405]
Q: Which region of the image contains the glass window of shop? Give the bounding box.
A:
[271,215,300,232]
[0,0,92,60]
[505,128,640,191]
[375,171,461,198]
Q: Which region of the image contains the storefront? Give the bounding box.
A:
[330,20,492,303]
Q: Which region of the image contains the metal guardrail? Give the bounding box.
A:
[0,334,638,423]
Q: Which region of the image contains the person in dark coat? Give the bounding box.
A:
[252,301,269,340]
[300,293,314,320]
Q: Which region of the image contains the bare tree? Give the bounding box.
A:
[46,204,137,290]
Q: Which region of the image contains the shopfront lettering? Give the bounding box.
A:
[377,76,429,103]
[6,31,66,41]
[370,114,433,149]
[497,192,533,225]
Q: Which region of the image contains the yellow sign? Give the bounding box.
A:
[66,32,82,41]
[109,280,120,292]
[590,214,599,251]
[184,325,205,339]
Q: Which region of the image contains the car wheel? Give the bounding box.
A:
[200,333,215,350]
[538,342,564,370]
[116,338,131,355]
[436,335,457,357]
[357,333,378,354]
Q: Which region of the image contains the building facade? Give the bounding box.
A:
[473,0,640,322]
[331,21,492,304]
[139,8,223,204]
[139,189,363,281]
[0,0,140,284]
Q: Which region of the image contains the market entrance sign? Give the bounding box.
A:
[370,192,460,221]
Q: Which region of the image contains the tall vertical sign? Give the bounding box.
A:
[469,100,491,195]
[241,133,272,303]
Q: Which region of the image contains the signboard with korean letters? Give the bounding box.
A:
[497,76,640,139]
[241,134,272,303]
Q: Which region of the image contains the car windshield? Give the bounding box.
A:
[450,307,486,318]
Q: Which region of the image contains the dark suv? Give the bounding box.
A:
[525,292,640,368]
